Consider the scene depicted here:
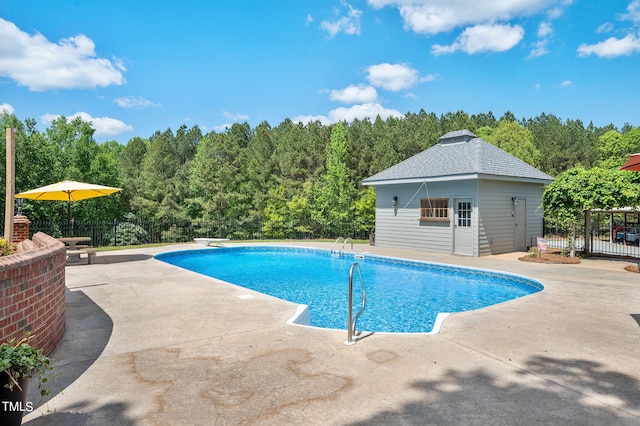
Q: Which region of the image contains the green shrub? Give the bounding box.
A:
[0,238,16,256]
[115,222,148,246]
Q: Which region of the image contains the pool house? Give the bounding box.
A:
[362,130,554,256]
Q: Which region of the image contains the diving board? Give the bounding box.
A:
[194,238,229,247]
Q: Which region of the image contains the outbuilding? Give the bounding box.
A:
[362,130,554,256]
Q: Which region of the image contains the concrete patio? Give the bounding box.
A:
[23,242,640,425]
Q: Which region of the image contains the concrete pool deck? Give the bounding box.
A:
[23,242,640,425]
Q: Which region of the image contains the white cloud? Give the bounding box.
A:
[0,103,14,114]
[596,22,614,33]
[528,40,549,58]
[366,63,432,91]
[619,0,640,23]
[538,21,553,38]
[306,14,314,26]
[432,24,524,55]
[560,80,572,87]
[367,0,557,35]
[330,84,378,103]
[577,34,640,57]
[222,111,250,121]
[576,1,640,59]
[528,1,574,58]
[368,0,573,57]
[213,123,234,132]
[114,96,160,109]
[293,103,403,125]
[212,111,250,131]
[292,115,332,126]
[320,3,362,38]
[0,18,125,91]
[328,103,403,122]
[41,112,133,137]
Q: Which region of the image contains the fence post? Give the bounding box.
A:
[113,218,117,246]
[584,210,591,257]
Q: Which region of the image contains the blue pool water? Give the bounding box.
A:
[155,246,543,333]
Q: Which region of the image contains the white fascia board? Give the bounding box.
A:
[362,173,478,186]
[362,173,553,186]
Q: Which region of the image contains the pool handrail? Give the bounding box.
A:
[330,237,353,257]
[345,262,366,346]
[339,238,353,256]
[330,237,344,256]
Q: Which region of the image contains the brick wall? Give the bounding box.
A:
[0,232,66,355]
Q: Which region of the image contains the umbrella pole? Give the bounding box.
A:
[67,194,73,238]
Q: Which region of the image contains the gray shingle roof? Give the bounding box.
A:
[363,130,554,184]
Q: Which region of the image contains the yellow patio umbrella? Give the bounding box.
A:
[16,180,122,236]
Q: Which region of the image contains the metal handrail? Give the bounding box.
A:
[331,236,353,257]
[345,262,366,346]
[339,237,353,256]
[330,237,344,256]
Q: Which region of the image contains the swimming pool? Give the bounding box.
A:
[155,246,543,334]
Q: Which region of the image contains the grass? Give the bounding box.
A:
[93,239,370,252]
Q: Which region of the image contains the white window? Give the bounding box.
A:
[457,201,472,227]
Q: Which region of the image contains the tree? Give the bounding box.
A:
[261,185,288,238]
[542,166,640,222]
[481,120,540,167]
[354,186,376,232]
[135,129,181,219]
[45,115,97,180]
[314,122,356,223]
[118,136,148,212]
[190,128,245,222]
[527,113,571,175]
[622,126,640,155]
[239,121,275,220]
[596,130,626,168]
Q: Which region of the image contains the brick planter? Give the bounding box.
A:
[0,232,66,355]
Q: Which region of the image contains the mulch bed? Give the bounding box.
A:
[518,250,581,264]
[519,250,640,272]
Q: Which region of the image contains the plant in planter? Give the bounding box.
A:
[1,334,56,425]
[0,238,16,256]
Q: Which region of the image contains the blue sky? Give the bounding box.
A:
[1,0,639,143]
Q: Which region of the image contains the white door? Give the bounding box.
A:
[514,198,527,251]
[454,198,474,256]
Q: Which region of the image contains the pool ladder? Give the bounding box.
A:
[330,237,353,257]
[345,262,366,346]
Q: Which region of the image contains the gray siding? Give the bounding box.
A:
[477,180,545,255]
[374,181,478,254]
[373,179,545,256]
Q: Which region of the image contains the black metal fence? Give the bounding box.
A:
[544,213,640,258]
[23,218,372,248]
